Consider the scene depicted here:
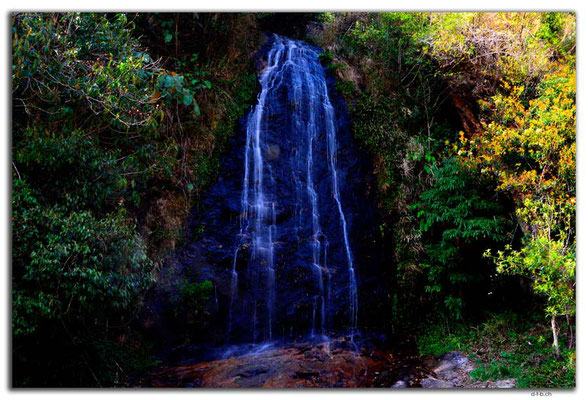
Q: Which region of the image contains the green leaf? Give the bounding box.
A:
[182,93,193,106]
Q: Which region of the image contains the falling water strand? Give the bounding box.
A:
[250,40,284,342]
[226,248,239,343]
[324,239,330,339]
[322,78,358,335]
[228,38,285,342]
[303,55,326,338]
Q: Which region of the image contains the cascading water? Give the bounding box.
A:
[226,34,359,343]
[181,33,371,348]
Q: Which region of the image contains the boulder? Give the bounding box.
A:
[421,377,455,388]
[489,379,517,388]
[391,380,407,388]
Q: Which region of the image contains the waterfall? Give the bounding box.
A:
[226,34,359,343]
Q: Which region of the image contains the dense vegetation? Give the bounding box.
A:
[313,11,575,385]
[12,12,260,386]
[12,12,575,388]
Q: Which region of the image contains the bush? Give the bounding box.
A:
[414,158,511,319]
[12,179,154,337]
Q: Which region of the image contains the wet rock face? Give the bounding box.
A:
[265,144,281,161]
[164,34,378,346]
[133,340,519,389]
[130,338,518,388]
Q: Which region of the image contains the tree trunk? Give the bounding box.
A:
[551,315,561,358]
[566,314,574,350]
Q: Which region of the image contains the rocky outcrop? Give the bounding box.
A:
[131,342,518,388]
[131,337,424,388]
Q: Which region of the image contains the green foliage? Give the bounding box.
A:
[414,158,510,318]
[11,12,259,387]
[156,73,200,115]
[190,71,256,197]
[12,13,205,191]
[318,13,493,325]
[351,95,405,193]
[345,12,430,70]
[318,49,334,65]
[416,159,507,242]
[490,235,575,318]
[155,53,212,116]
[15,128,139,210]
[537,13,576,57]
[168,278,213,338]
[12,179,153,336]
[417,323,475,356]
[179,279,213,316]
[316,12,335,23]
[157,17,176,44]
[335,81,355,98]
[87,335,162,386]
[13,13,160,130]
